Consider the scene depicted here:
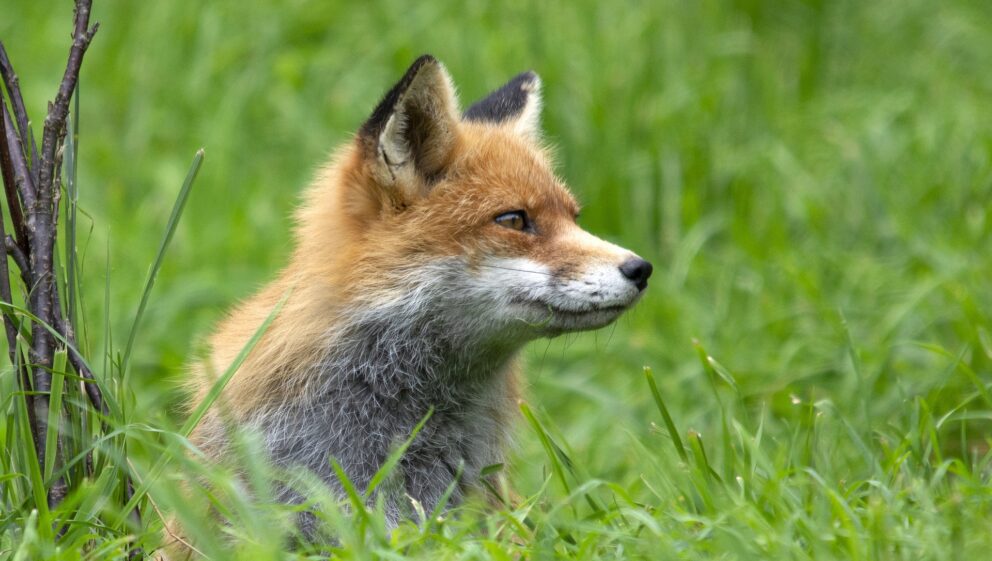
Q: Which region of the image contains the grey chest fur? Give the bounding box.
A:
[248,315,516,529]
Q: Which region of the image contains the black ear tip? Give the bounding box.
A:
[508,70,541,93]
[519,70,540,86]
[360,55,447,140]
[404,54,441,78]
[410,54,440,72]
[464,69,542,124]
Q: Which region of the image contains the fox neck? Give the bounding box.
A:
[315,290,522,405]
[335,321,505,397]
[298,258,522,401]
[256,287,520,525]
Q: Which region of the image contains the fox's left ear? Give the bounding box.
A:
[464,71,542,140]
[359,55,461,196]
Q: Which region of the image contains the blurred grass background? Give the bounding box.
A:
[3,0,992,557]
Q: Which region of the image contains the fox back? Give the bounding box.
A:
[188,55,652,534]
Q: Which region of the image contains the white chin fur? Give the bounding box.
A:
[471,257,641,333]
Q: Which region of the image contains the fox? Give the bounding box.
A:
[176,54,652,548]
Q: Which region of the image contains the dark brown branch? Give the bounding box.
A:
[4,235,29,283]
[29,1,98,361]
[0,83,46,484]
[37,11,98,204]
[125,476,142,560]
[0,118,22,362]
[1,96,36,222]
[21,0,97,512]
[0,92,25,247]
[0,41,38,184]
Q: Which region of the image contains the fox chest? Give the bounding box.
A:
[256,367,513,521]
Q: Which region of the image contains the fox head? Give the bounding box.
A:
[295,55,651,349]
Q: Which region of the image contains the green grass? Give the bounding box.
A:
[2,0,992,559]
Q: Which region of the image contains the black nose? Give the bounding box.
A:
[619,258,653,290]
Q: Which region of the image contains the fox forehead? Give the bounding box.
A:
[370,127,615,274]
[426,127,580,227]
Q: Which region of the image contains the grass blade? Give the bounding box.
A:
[15,369,50,530]
[43,349,67,482]
[644,366,688,463]
[179,288,288,437]
[121,149,204,385]
[65,86,80,332]
[519,400,571,497]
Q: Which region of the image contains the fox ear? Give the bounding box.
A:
[464,71,542,140]
[359,55,460,197]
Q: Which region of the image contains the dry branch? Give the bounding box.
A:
[0,43,38,187]
[0,91,22,362]
[0,0,101,510]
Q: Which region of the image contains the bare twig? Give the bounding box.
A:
[1,98,35,225]
[23,0,98,510]
[0,88,45,478]
[4,235,29,283]
[0,101,18,343]
[0,41,39,185]
[124,475,142,560]
[37,4,98,201]
[0,0,101,512]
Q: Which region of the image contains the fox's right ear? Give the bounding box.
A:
[358,55,460,205]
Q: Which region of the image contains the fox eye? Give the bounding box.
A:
[494,210,530,232]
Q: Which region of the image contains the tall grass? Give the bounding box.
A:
[2,0,991,559]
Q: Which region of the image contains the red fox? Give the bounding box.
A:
[183,54,651,543]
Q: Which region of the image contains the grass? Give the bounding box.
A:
[2,0,992,559]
